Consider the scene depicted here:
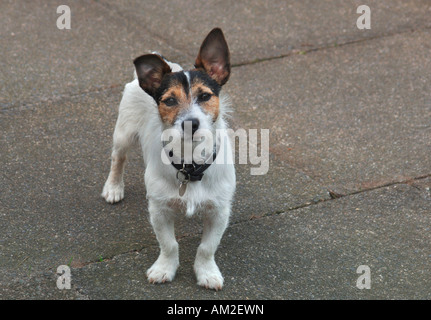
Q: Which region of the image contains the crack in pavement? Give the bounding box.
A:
[67,173,431,270]
[233,25,431,67]
[3,25,431,111]
[7,173,428,298]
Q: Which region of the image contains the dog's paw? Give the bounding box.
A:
[101,180,124,204]
[147,257,179,284]
[194,260,224,291]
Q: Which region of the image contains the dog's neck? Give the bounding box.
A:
[166,144,218,182]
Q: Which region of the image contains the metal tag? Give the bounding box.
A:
[177,170,188,183]
[179,182,187,197]
[177,169,189,197]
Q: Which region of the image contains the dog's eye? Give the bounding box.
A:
[163,97,178,106]
[198,93,212,102]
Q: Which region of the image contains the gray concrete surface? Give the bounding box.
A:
[227,29,431,195]
[1,0,430,299]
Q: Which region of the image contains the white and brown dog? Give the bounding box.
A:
[102,28,235,290]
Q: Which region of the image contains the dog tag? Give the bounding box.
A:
[177,170,187,183]
[179,182,187,197]
[176,170,189,197]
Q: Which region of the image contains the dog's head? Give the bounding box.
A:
[133,28,230,147]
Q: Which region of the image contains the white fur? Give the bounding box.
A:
[102,59,235,290]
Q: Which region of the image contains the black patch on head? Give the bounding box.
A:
[189,70,221,96]
[155,71,190,104]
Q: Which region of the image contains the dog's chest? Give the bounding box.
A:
[167,197,214,216]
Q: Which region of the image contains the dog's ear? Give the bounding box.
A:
[195,28,231,86]
[133,54,171,98]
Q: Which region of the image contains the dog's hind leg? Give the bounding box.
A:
[194,206,230,290]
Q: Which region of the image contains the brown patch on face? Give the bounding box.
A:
[191,82,220,122]
[158,84,189,125]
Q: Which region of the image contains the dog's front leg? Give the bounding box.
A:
[147,201,179,284]
[102,151,126,203]
[194,206,230,290]
[102,116,137,203]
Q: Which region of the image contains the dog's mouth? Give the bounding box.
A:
[162,129,217,166]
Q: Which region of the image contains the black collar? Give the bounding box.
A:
[169,149,217,182]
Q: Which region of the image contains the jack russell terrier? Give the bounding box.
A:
[102,28,235,290]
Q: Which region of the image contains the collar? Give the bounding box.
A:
[168,149,217,182]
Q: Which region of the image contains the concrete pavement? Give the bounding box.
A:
[1,0,430,299]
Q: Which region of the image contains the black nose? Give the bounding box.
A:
[181,118,200,134]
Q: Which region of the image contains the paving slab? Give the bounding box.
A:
[7,182,429,299]
[226,29,431,195]
[1,88,154,276]
[0,269,86,300]
[0,0,188,107]
[410,177,431,201]
[101,0,431,66]
[0,86,328,289]
[2,0,430,301]
[2,0,430,105]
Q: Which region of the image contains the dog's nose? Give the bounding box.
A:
[181,118,200,134]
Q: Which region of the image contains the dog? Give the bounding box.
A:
[102,28,235,290]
